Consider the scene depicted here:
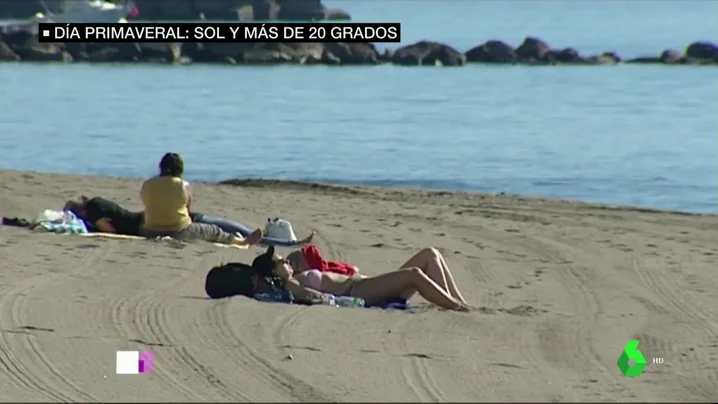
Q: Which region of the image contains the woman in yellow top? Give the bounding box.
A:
[139,153,262,246]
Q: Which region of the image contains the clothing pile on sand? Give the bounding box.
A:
[3,209,87,234]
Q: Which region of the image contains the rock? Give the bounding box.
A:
[465,40,516,63]
[186,42,326,64]
[187,0,231,20]
[545,47,583,64]
[131,0,275,21]
[65,42,169,63]
[0,0,349,22]
[16,43,72,62]
[679,56,716,65]
[175,55,192,65]
[0,23,38,45]
[299,48,340,65]
[182,42,253,63]
[685,41,718,62]
[324,8,351,21]
[391,41,466,66]
[515,36,551,62]
[600,51,621,63]
[0,24,72,62]
[252,0,281,20]
[277,0,325,20]
[242,48,293,64]
[0,41,20,61]
[236,5,254,21]
[626,49,687,65]
[585,52,620,65]
[137,43,182,63]
[132,0,198,21]
[0,0,63,19]
[379,48,394,62]
[324,42,379,64]
[82,45,142,63]
[624,56,660,64]
[659,49,682,63]
[268,42,324,63]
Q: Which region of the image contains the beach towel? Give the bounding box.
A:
[302,244,357,276]
[32,210,88,234]
[375,298,409,310]
[79,232,249,249]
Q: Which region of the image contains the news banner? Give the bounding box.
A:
[38,22,401,43]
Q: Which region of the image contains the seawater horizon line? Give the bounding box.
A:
[1,168,714,216]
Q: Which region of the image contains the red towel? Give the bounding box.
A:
[301,244,357,276]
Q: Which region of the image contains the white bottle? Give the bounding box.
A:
[320,293,337,307]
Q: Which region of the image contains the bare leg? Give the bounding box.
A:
[297,231,315,245]
[234,228,263,246]
[349,267,468,311]
[431,248,467,303]
[399,247,468,304]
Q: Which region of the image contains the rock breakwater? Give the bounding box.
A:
[1,24,716,66]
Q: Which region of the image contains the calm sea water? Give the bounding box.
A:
[0,1,716,213]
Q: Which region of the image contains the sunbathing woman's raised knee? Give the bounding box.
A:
[417,247,441,259]
[403,266,423,278]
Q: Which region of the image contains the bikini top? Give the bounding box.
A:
[300,269,323,290]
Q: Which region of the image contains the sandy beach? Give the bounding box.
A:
[0,169,716,402]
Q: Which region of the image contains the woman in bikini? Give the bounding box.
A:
[251,245,472,311]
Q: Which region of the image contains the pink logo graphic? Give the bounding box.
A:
[116,351,154,374]
[139,351,154,373]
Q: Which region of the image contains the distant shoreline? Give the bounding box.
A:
[1,169,713,216]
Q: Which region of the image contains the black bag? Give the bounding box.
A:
[204,262,283,299]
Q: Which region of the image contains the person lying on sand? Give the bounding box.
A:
[191,212,313,247]
[282,244,469,309]
[138,152,262,246]
[64,195,259,246]
[62,196,313,247]
[251,245,472,312]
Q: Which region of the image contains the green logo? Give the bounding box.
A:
[617,340,647,377]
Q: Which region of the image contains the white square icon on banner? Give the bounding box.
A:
[116,351,139,374]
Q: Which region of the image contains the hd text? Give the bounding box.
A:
[39,22,401,43]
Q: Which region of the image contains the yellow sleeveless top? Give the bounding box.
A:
[141,175,191,231]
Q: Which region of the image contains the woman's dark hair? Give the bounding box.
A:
[252,246,278,276]
[159,153,184,177]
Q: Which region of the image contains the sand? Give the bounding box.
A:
[0,169,716,403]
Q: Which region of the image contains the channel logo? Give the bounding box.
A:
[617,340,664,377]
[116,351,154,374]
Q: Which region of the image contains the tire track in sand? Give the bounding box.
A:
[108,270,244,401]
[209,300,330,401]
[318,215,444,401]
[0,241,108,402]
[389,313,446,402]
[361,215,506,309]
[307,221,347,263]
[632,254,718,400]
[512,235,638,399]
